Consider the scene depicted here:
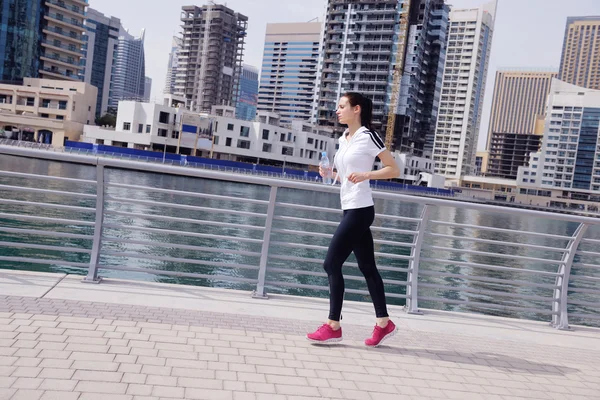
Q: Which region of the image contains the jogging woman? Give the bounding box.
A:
[307,92,401,347]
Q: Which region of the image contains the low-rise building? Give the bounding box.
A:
[0,78,97,147]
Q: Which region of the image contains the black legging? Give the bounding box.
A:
[323,205,389,321]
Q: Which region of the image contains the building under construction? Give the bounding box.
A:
[174,4,247,112]
[315,0,449,155]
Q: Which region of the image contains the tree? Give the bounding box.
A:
[96,114,116,127]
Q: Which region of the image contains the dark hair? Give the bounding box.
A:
[342,92,373,131]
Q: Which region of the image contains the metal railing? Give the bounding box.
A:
[1,145,599,329]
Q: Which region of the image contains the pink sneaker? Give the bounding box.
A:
[365,320,397,347]
[306,324,342,343]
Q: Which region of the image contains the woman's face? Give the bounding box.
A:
[336,96,359,125]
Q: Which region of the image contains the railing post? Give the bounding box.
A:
[406,204,431,315]
[552,223,588,329]
[253,185,278,299]
[83,163,105,283]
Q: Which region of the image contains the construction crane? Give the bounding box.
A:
[384,1,411,150]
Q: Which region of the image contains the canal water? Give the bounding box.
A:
[1,154,599,327]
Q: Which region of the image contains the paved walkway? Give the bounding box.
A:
[0,270,599,400]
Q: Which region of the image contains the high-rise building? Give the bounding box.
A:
[518,79,600,197]
[559,16,600,90]
[315,0,448,152]
[82,8,120,117]
[0,0,87,84]
[164,37,182,95]
[397,0,449,155]
[258,22,322,125]
[432,0,497,179]
[0,1,44,84]
[175,4,248,112]
[236,65,259,121]
[484,69,556,178]
[39,0,88,82]
[107,29,146,113]
[144,77,152,102]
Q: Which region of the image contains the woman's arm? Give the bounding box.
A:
[347,149,400,183]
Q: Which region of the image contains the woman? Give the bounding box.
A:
[307,92,400,347]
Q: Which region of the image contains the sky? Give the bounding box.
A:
[89,0,600,151]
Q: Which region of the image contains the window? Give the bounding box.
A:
[282,146,293,156]
[58,100,67,110]
[123,122,131,130]
[227,123,234,131]
[226,137,232,146]
[157,128,168,137]
[307,138,314,144]
[237,140,251,149]
[41,113,49,118]
[262,143,272,152]
[56,115,64,120]
[262,129,269,140]
[146,125,151,133]
[213,136,219,145]
[280,133,285,141]
[240,126,250,137]
[138,124,143,133]
[158,112,169,124]
[172,131,179,139]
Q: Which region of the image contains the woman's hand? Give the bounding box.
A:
[319,165,333,178]
[347,172,370,184]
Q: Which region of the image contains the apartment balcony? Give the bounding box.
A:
[41,39,81,57]
[46,0,85,17]
[45,13,84,30]
[41,54,79,69]
[43,27,84,44]
[39,67,80,81]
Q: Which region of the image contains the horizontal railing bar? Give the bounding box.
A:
[103,237,261,257]
[0,256,88,268]
[3,146,600,226]
[425,233,567,253]
[273,215,418,235]
[105,210,265,231]
[572,262,600,269]
[0,199,96,213]
[0,184,96,199]
[576,250,600,257]
[567,287,600,295]
[272,228,416,248]
[0,170,96,184]
[105,196,267,219]
[0,212,96,227]
[375,213,422,223]
[103,223,264,244]
[101,265,258,284]
[417,296,557,315]
[0,241,91,254]
[102,251,260,270]
[419,283,556,303]
[268,254,411,273]
[418,270,559,290]
[422,245,563,265]
[107,182,269,205]
[0,226,93,240]
[275,202,341,214]
[266,267,408,286]
[265,280,408,299]
[429,220,574,240]
[568,300,600,307]
[568,275,600,282]
[568,313,600,320]
[420,257,561,277]
[270,241,414,260]
[581,238,600,244]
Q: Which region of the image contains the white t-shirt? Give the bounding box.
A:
[333,126,386,210]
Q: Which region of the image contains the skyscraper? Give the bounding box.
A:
[315,0,448,152]
[164,37,182,95]
[82,8,120,117]
[108,28,146,113]
[432,0,496,179]
[0,0,87,84]
[0,1,44,84]
[236,65,259,121]
[258,22,322,125]
[518,79,600,197]
[144,76,152,102]
[175,4,248,112]
[484,69,556,179]
[559,16,600,91]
